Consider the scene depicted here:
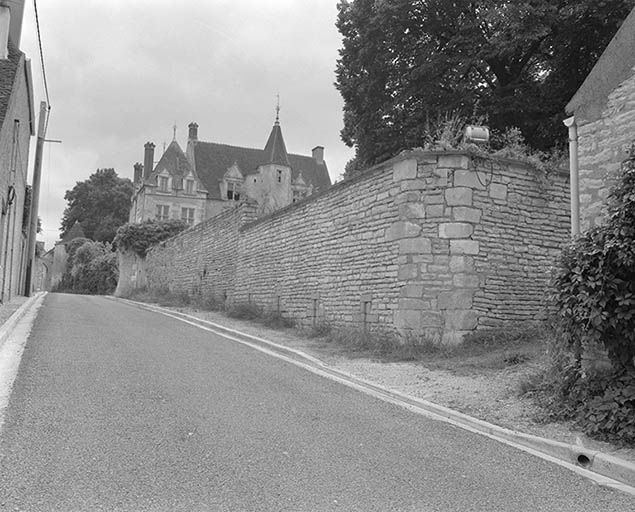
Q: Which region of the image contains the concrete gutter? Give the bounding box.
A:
[114,298,635,496]
[0,292,45,351]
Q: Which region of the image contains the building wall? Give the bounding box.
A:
[130,187,207,226]
[0,53,31,301]
[576,68,635,229]
[136,151,569,343]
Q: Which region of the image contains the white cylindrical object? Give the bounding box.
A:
[464,125,490,144]
[564,116,580,237]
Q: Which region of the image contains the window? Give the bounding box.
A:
[185,179,195,195]
[277,169,282,183]
[156,205,169,220]
[181,207,195,225]
[226,181,240,201]
[158,176,169,192]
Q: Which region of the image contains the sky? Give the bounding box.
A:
[18,0,355,250]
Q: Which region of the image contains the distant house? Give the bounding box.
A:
[565,7,635,230]
[129,115,331,225]
[0,0,35,302]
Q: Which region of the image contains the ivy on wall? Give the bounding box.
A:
[114,219,188,257]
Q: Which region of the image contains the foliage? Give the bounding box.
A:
[54,239,118,295]
[533,146,635,445]
[113,219,188,257]
[61,168,134,243]
[335,0,635,167]
[551,149,635,371]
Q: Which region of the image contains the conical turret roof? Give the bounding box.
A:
[262,119,290,167]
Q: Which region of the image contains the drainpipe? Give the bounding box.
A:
[563,116,580,237]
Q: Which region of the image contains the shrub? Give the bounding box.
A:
[113,219,188,257]
[54,239,118,295]
[538,143,635,445]
[551,146,635,371]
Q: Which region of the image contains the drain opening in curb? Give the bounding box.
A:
[577,454,591,467]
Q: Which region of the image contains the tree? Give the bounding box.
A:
[61,169,134,243]
[335,0,635,167]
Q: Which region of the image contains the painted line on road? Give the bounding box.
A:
[0,293,46,435]
[114,298,635,497]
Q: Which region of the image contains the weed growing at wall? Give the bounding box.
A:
[540,145,635,445]
[114,219,188,257]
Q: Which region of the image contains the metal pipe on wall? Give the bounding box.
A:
[564,116,580,237]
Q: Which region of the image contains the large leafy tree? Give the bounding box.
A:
[61,168,134,243]
[335,0,635,167]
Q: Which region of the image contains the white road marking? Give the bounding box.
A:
[142,304,635,497]
[0,294,45,434]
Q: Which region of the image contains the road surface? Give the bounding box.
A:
[0,293,633,511]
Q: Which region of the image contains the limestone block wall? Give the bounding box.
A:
[233,161,404,332]
[145,202,258,303]
[140,151,569,343]
[577,69,635,229]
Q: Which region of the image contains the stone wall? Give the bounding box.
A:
[576,68,635,229]
[140,151,569,343]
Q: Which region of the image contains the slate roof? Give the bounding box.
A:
[151,140,196,179]
[262,121,290,166]
[0,42,23,132]
[191,123,331,200]
[566,7,635,122]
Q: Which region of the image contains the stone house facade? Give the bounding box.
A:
[119,150,570,344]
[566,7,635,230]
[0,0,34,302]
[129,115,331,225]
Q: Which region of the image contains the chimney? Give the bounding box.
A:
[8,0,24,49]
[312,146,324,164]
[1,1,25,56]
[188,122,198,141]
[133,162,143,185]
[143,142,155,180]
[0,2,10,59]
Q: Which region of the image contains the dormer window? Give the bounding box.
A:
[292,189,308,203]
[185,179,195,195]
[158,176,169,192]
[227,181,240,201]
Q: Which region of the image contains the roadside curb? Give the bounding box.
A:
[113,297,635,494]
[0,293,46,352]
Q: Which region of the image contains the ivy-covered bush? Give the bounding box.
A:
[544,144,635,445]
[54,239,118,295]
[113,219,188,257]
[552,148,635,370]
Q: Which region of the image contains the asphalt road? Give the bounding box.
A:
[0,293,633,511]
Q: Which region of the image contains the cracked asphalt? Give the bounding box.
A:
[0,293,633,511]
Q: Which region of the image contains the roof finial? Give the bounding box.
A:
[275,93,280,125]
[172,122,177,141]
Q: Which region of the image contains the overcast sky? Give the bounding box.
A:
[19,0,355,249]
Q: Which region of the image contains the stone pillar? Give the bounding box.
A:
[390,153,484,345]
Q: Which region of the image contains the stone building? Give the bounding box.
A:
[0,0,35,302]
[565,7,635,230]
[129,114,331,225]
